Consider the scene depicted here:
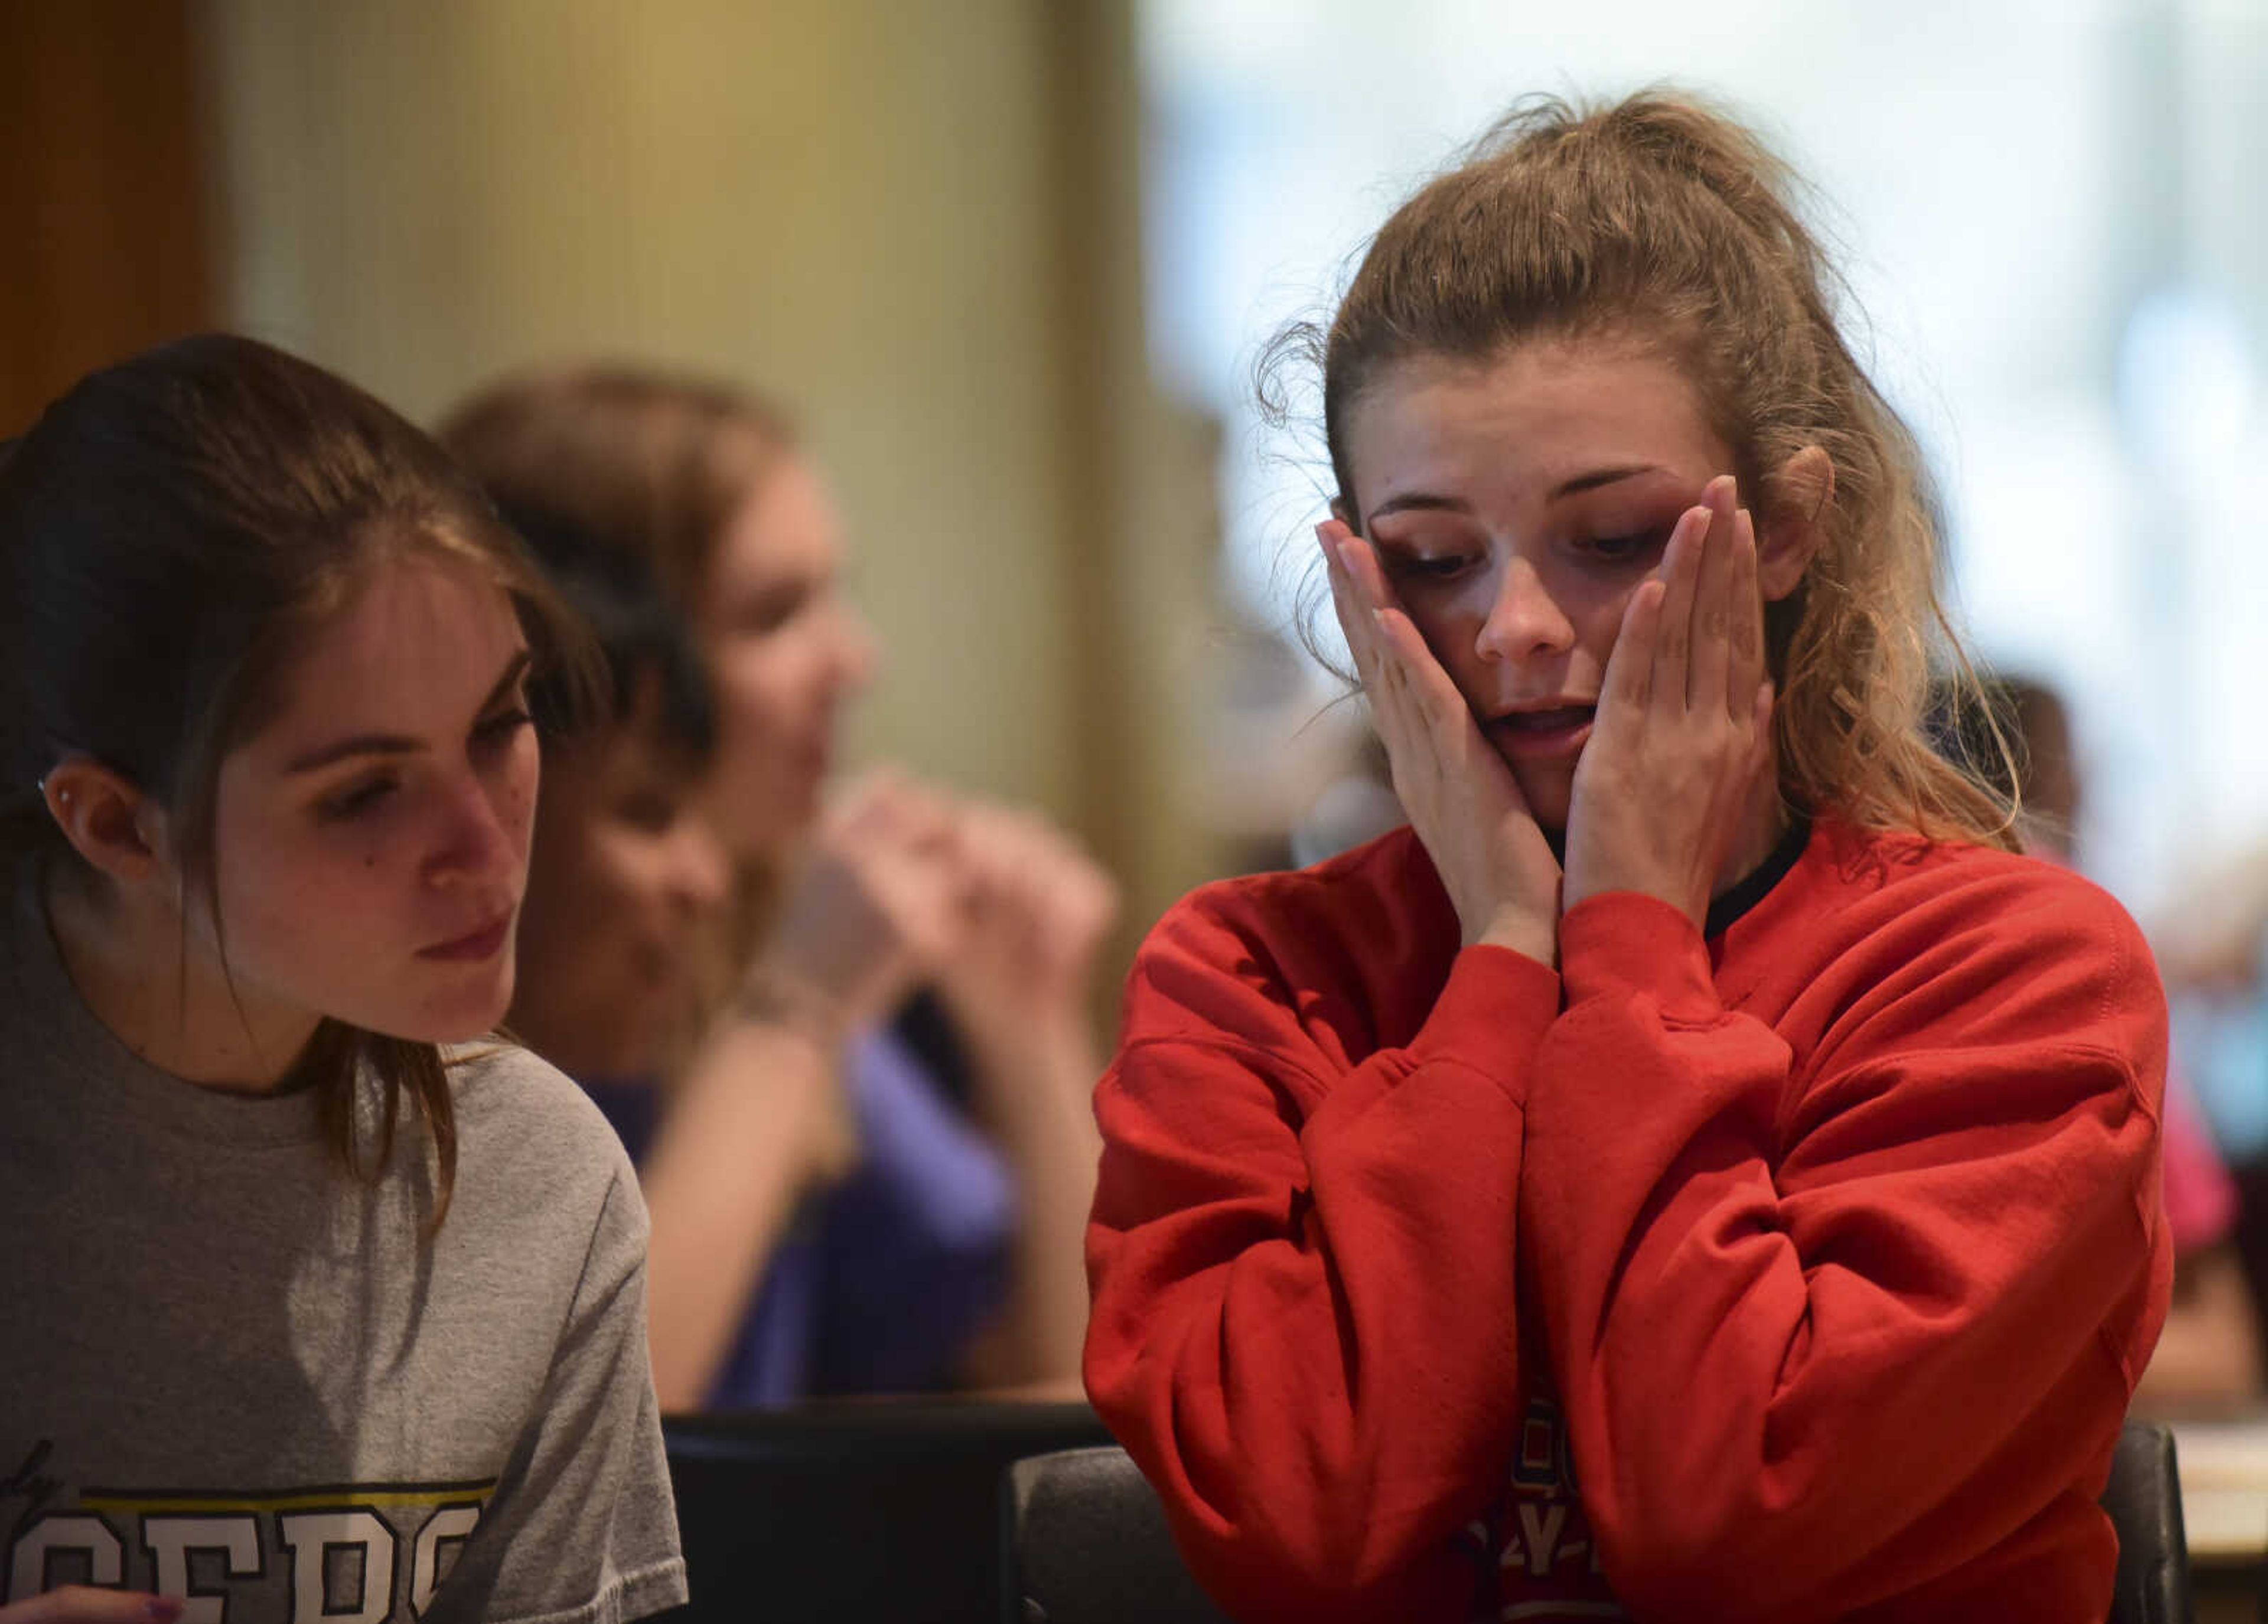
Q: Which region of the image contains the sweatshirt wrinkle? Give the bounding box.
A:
[1085,817,2169,1624]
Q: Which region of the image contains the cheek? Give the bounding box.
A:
[712,643,800,739]
[209,824,400,971]
[588,827,670,921]
[1583,587,1639,667]
[500,735,541,855]
[208,780,359,940]
[1402,585,1497,702]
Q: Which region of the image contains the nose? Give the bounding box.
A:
[1473,556,1576,667]
[425,771,521,891]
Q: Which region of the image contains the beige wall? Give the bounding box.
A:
[203,0,1227,943]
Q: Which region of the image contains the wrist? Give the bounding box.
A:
[1560,864,1704,932]
[1469,908,1557,968]
[734,959,853,1048]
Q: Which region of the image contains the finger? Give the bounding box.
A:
[827,768,898,836]
[1363,607,1429,762]
[1688,476,1739,712]
[1334,531,1403,618]
[1319,523,1386,687]
[1324,575,1376,692]
[1603,576,1665,715]
[892,781,963,856]
[1371,605,1477,752]
[11,1589,183,1624]
[1648,503,1710,711]
[1729,506,1765,719]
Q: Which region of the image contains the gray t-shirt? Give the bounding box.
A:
[0,865,688,1624]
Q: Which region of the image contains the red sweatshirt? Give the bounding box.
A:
[1084,817,2171,1624]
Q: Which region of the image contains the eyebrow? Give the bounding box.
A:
[1364,464,1666,528]
[1366,493,1473,526]
[1551,464,1663,498]
[284,648,535,775]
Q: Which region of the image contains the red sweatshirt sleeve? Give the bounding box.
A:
[1084,886,1560,1624]
[1522,881,2169,1623]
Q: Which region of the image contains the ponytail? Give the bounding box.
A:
[1279,89,2018,849]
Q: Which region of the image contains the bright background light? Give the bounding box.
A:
[1138,0,2268,919]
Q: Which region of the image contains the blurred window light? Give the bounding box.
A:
[1138,0,2268,912]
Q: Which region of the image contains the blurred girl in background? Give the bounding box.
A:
[444,368,1115,1409]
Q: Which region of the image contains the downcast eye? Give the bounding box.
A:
[1386,552,1478,582]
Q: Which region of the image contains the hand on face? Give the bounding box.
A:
[0,1587,182,1624]
[1321,517,1563,964]
[1324,472,1780,954]
[757,770,964,1035]
[1562,475,1777,930]
[930,800,1120,1054]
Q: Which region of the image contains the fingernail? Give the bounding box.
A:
[148,1600,184,1624]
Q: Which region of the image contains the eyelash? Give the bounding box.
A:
[474,706,535,754]
[1577,528,1670,563]
[318,775,398,823]
[315,707,534,823]
[1373,518,1678,596]
[1382,551,1478,584]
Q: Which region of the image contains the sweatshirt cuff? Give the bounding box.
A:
[1559,892,1722,1024]
[1405,943,1562,1094]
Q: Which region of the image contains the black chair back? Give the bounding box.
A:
[1001,1445,1230,1624]
[666,1398,1112,1624]
[1003,1422,2194,1624]
[2104,1418,2192,1624]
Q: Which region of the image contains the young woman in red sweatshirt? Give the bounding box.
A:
[1083,93,2171,1624]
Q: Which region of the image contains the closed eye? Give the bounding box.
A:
[1573,526,1672,565]
[1379,549,1480,584]
[731,583,813,637]
[472,706,534,754]
[318,774,399,822]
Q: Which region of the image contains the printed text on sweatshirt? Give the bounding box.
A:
[1084,818,2171,1624]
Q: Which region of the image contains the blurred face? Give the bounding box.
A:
[207,553,539,1043]
[698,456,875,857]
[1342,338,1741,830]
[511,700,733,1078]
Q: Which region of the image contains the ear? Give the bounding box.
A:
[1758,445,1834,602]
[40,756,172,889]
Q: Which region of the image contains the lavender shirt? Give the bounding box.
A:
[586,1023,1018,1408]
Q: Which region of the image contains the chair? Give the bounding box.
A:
[1001,1446,1230,1624]
[1004,1422,2193,1624]
[664,1397,1113,1624]
[2104,1418,2193,1624]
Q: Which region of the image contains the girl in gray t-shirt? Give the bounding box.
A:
[0,335,687,1624]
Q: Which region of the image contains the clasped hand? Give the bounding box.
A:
[1321,475,1774,964]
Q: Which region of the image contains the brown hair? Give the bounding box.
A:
[0,333,602,1231]
[1269,90,2016,848]
[437,365,803,1020]
[435,365,797,609]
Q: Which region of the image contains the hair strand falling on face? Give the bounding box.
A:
[0,334,604,1237]
[1264,88,2021,850]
